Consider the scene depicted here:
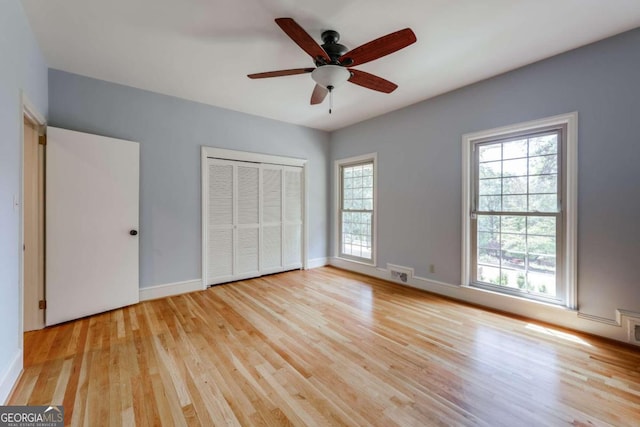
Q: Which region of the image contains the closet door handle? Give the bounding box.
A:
[129,229,138,236]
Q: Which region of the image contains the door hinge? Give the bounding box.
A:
[39,135,46,146]
[39,300,46,310]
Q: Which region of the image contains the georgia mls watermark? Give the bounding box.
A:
[0,405,63,427]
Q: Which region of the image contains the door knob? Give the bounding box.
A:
[130,230,138,236]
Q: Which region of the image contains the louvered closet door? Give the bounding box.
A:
[283,167,303,268]
[261,166,283,272]
[207,160,234,283]
[236,164,260,277]
[206,156,303,285]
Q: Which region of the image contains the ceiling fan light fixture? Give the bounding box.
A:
[311,65,351,89]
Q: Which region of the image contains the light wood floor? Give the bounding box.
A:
[10,267,640,426]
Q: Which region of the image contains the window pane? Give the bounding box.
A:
[528,216,555,237]
[502,177,527,195]
[529,134,557,156]
[501,216,526,233]
[478,195,501,211]
[478,247,499,266]
[479,161,501,179]
[352,187,362,199]
[502,158,527,177]
[502,232,525,253]
[528,235,555,257]
[503,139,527,159]
[478,265,500,285]
[527,271,556,297]
[477,215,500,233]
[502,250,525,271]
[529,174,557,194]
[529,194,557,212]
[478,231,500,250]
[479,144,501,162]
[479,178,501,195]
[529,155,557,175]
[503,195,527,211]
[344,177,353,189]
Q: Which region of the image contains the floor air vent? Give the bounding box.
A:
[628,319,640,346]
[390,270,408,283]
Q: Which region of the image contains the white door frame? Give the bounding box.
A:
[19,92,46,353]
[201,146,308,290]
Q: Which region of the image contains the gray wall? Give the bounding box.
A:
[48,70,330,288]
[330,28,640,321]
[0,0,48,397]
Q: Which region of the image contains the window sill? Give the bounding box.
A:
[460,284,576,313]
[334,256,376,268]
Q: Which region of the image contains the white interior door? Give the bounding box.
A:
[46,127,139,326]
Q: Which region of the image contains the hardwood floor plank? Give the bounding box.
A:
[9,267,640,426]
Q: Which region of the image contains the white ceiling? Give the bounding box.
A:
[21,0,640,131]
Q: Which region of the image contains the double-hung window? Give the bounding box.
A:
[463,114,577,307]
[336,154,376,264]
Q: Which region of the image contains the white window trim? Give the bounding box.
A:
[334,153,378,266]
[461,112,578,309]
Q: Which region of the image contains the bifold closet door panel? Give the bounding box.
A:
[207,161,234,283]
[236,165,260,276]
[262,167,283,271]
[283,167,303,268]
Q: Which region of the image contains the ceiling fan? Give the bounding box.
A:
[248,18,417,113]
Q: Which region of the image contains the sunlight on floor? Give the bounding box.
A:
[525,323,593,347]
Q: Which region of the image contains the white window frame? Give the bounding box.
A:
[335,153,377,266]
[461,113,578,309]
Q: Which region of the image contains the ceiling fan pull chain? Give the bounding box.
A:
[328,86,334,114]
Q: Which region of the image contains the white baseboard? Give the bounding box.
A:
[329,257,640,345]
[306,257,328,269]
[139,279,202,302]
[0,350,23,404]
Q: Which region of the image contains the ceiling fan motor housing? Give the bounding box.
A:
[320,30,349,65]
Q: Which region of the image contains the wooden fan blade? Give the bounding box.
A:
[247,68,314,79]
[348,69,398,93]
[339,28,416,67]
[275,18,330,62]
[310,84,329,105]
